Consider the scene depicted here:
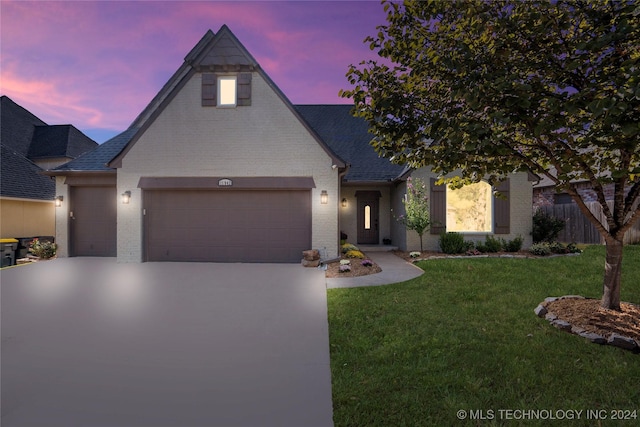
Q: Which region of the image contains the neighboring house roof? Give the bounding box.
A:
[28,125,97,160]
[295,105,405,183]
[1,95,46,156]
[0,95,97,199]
[51,128,137,172]
[1,143,55,200]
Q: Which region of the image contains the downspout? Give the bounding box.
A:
[336,163,351,258]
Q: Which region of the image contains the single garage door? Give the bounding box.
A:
[70,186,117,256]
[144,190,311,263]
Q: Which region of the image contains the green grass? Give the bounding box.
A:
[328,246,640,426]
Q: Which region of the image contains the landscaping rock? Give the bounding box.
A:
[534,305,548,317]
[607,334,638,351]
[301,258,320,268]
[302,250,320,261]
[578,331,606,344]
[552,319,572,331]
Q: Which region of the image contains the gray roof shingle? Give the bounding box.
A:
[1,95,47,157]
[52,128,137,172]
[28,125,97,159]
[294,105,405,182]
[1,143,55,200]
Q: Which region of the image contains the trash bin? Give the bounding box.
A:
[16,237,35,260]
[1,238,19,267]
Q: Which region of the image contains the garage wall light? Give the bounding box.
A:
[341,198,347,208]
[320,190,328,204]
[121,191,131,204]
[55,195,63,207]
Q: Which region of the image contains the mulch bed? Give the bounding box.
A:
[545,298,640,343]
[325,254,382,278]
[392,249,544,263]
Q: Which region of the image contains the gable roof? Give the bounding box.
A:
[1,143,55,200]
[28,125,97,159]
[295,105,405,183]
[106,25,344,169]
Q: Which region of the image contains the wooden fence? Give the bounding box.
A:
[539,201,640,245]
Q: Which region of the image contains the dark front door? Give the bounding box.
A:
[70,186,117,256]
[356,191,380,245]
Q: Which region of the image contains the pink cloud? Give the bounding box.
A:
[1,0,387,139]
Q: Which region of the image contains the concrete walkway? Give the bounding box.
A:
[326,252,424,289]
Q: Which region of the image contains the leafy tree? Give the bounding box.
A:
[341,0,640,310]
[397,177,431,252]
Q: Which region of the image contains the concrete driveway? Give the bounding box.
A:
[1,258,333,427]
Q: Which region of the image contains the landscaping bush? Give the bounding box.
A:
[345,250,365,259]
[532,210,565,243]
[484,235,503,253]
[28,238,57,259]
[341,243,359,253]
[529,242,551,256]
[439,232,466,254]
[502,235,524,252]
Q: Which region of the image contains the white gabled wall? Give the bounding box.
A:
[117,72,339,262]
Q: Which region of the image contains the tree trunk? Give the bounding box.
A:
[601,238,623,311]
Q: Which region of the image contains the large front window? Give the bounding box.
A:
[446,181,492,232]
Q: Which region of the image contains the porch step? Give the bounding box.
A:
[357,245,398,252]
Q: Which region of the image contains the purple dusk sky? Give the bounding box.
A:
[1,0,388,143]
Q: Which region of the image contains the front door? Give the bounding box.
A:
[70,186,117,256]
[356,191,380,245]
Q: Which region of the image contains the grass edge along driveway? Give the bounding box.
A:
[328,246,640,427]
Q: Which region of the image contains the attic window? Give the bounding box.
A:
[218,76,237,107]
[202,73,251,107]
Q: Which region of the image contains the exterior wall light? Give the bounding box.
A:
[55,195,63,207]
[320,190,328,204]
[341,198,347,208]
[121,191,131,204]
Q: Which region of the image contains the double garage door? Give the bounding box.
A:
[144,190,311,263]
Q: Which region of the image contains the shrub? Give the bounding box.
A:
[548,241,567,254]
[439,232,466,254]
[566,243,582,254]
[341,243,359,253]
[409,251,421,258]
[502,235,524,252]
[484,235,503,253]
[532,210,565,243]
[340,259,351,265]
[339,265,351,273]
[361,259,374,267]
[529,242,551,256]
[475,243,489,253]
[345,250,365,259]
[28,238,57,259]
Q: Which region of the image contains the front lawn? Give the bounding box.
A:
[328,245,640,426]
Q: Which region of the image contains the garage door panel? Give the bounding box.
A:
[145,190,310,263]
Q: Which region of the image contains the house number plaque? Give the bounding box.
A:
[218,178,233,187]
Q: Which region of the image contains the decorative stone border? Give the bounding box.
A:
[535,295,640,353]
[413,252,582,262]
